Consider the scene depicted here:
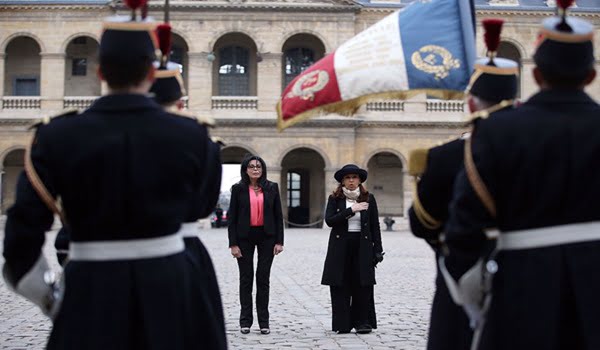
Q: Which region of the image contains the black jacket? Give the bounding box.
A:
[227,181,284,247]
[321,194,383,286]
[4,94,219,282]
[446,89,600,349]
[408,138,465,243]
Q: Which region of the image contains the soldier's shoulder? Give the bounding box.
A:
[29,109,81,130]
[409,137,466,176]
[424,138,464,164]
[408,148,429,177]
[168,110,215,128]
[210,136,226,147]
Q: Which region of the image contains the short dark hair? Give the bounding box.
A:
[537,65,593,89]
[239,154,268,187]
[99,58,153,89]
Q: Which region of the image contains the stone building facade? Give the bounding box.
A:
[0,0,598,227]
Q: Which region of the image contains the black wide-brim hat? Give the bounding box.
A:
[467,57,518,102]
[334,164,368,183]
[150,62,185,104]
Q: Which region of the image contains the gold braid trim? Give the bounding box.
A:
[465,99,514,122]
[464,136,497,218]
[412,180,442,230]
[24,133,66,225]
[277,88,465,131]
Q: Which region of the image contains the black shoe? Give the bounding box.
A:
[240,327,250,334]
[260,328,270,335]
[355,324,372,334]
[336,329,351,334]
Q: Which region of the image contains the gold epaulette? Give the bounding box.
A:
[408,148,429,177]
[171,110,216,128]
[464,99,514,124]
[29,109,79,130]
[211,136,226,147]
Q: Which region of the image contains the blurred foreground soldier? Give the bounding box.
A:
[2,1,226,348]
[54,227,69,266]
[408,18,518,350]
[150,22,226,339]
[445,1,600,349]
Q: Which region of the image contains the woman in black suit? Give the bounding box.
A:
[228,155,284,335]
[322,164,384,334]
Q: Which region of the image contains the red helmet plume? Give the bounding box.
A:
[124,0,147,11]
[557,0,575,10]
[156,23,172,67]
[482,18,504,55]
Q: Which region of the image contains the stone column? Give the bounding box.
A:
[338,133,356,165]
[40,53,65,110]
[520,59,535,101]
[324,166,338,208]
[101,81,109,96]
[0,53,5,102]
[269,165,282,188]
[0,170,4,215]
[187,52,213,111]
[268,165,285,224]
[257,52,282,112]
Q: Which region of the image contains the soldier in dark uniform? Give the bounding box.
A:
[149,22,226,339]
[2,3,226,349]
[54,228,69,266]
[445,2,600,349]
[408,19,518,350]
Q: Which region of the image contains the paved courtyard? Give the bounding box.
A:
[0,220,437,349]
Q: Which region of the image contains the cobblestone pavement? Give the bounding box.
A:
[0,219,437,349]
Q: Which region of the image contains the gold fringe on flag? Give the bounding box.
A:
[276,88,465,131]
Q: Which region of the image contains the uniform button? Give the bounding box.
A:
[364,236,368,239]
[336,235,340,238]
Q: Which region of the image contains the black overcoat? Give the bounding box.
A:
[446,89,600,349]
[228,180,284,247]
[321,193,383,287]
[408,138,474,350]
[3,94,226,350]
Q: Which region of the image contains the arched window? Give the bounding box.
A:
[281,34,325,91]
[284,48,315,87]
[5,37,41,96]
[218,46,250,96]
[64,36,100,96]
[169,34,189,91]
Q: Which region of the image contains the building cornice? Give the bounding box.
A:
[214,118,466,129]
[147,3,362,13]
[0,4,108,10]
[475,8,600,18]
[0,119,37,127]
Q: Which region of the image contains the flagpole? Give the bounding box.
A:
[164,0,170,23]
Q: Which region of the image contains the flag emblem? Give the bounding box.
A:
[411,45,461,80]
[285,70,330,101]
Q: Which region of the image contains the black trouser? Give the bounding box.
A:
[236,226,276,328]
[330,233,373,331]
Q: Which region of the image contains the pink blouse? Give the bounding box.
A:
[249,186,264,226]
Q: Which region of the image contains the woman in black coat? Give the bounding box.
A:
[228,155,284,335]
[322,164,384,334]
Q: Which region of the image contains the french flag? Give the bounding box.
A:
[277,0,476,131]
